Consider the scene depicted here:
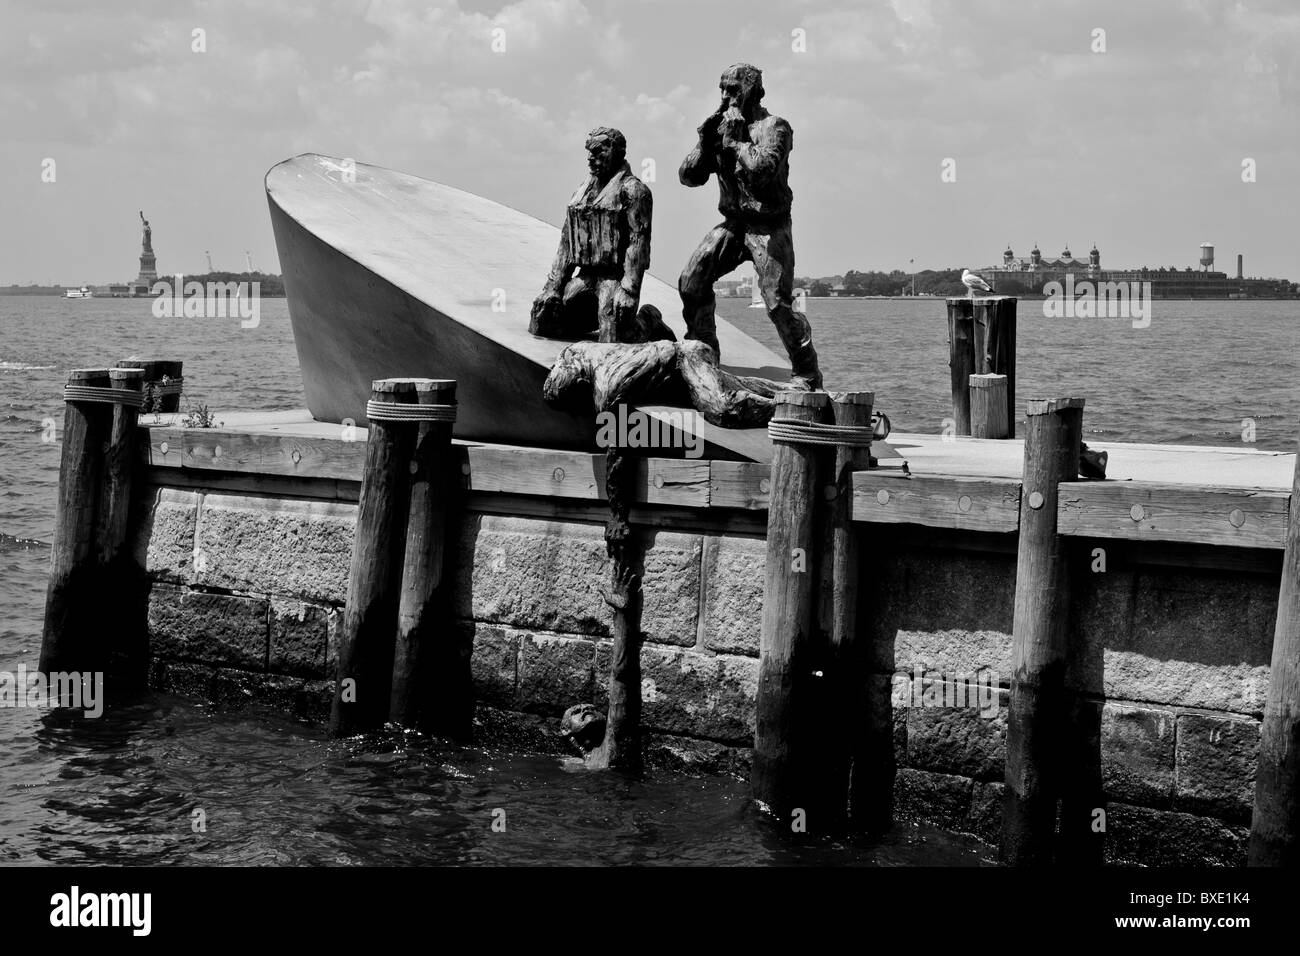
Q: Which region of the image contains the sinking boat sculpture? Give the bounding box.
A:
[265,153,797,461]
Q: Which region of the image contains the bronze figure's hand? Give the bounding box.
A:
[698,101,727,138]
[719,107,747,148]
[603,563,639,610]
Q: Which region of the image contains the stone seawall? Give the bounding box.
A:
[134,482,1273,866]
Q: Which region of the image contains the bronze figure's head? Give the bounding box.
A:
[719,63,764,117]
[585,126,626,180]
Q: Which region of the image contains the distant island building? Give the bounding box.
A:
[979,242,1292,298]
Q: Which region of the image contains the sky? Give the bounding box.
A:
[1,0,1297,286]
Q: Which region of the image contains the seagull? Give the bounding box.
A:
[961,269,992,298]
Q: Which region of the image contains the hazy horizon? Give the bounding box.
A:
[3,0,1297,286]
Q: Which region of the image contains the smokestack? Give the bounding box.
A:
[1237,254,1243,280]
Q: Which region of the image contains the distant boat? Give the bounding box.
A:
[264,153,794,462]
[64,287,93,298]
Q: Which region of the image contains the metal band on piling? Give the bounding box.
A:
[365,400,457,422]
[767,418,874,447]
[63,384,145,408]
[153,378,184,396]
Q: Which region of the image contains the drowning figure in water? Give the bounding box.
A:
[678,63,822,391]
[531,127,674,345]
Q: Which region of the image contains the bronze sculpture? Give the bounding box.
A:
[536,113,837,774]
[678,63,822,391]
[139,211,152,253]
[531,127,673,344]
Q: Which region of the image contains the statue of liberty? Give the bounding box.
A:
[140,211,152,254]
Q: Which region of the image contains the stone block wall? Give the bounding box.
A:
[861,540,1272,865]
[135,482,1275,865]
[136,487,767,754]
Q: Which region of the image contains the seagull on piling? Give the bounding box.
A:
[961,269,992,298]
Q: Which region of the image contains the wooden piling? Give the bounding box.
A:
[390,380,465,736]
[948,298,1016,437]
[972,297,1016,433]
[946,302,975,435]
[1249,439,1300,866]
[331,378,418,737]
[754,390,832,820]
[118,359,183,413]
[40,369,114,676]
[969,373,1010,439]
[97,367,147,687]
[812,391,874,832]
[1002,396,1084,865]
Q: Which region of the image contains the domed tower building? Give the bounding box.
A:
[1003,245,1014,268]
[1030,242,1042,270]
[1089,243,1100,274]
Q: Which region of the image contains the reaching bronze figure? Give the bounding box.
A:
[678,63,822,390]
[531,127,673,344]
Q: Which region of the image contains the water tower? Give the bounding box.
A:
[1199,242,1214,271]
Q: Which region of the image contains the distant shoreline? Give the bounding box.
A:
[4,272,287,298]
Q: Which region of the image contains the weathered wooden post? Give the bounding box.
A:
[1002,396,1084,865]
[1249,439,1300,866]
[946,301,975,435]
[97,367,147,688]
[948,297,1016,437]
[118,359,183,413]
[754,391,832,822]
[40,369,115,677]
[811,391,874,832]
[331,378,418,737]
[969,373,1010,439]
[973,297,1016,432]
[390,380,464,737]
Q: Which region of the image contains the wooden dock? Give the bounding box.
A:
[136,409,1295,551]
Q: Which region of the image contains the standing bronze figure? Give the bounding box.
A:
[678,63,822,390]
[531,127,672,344]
